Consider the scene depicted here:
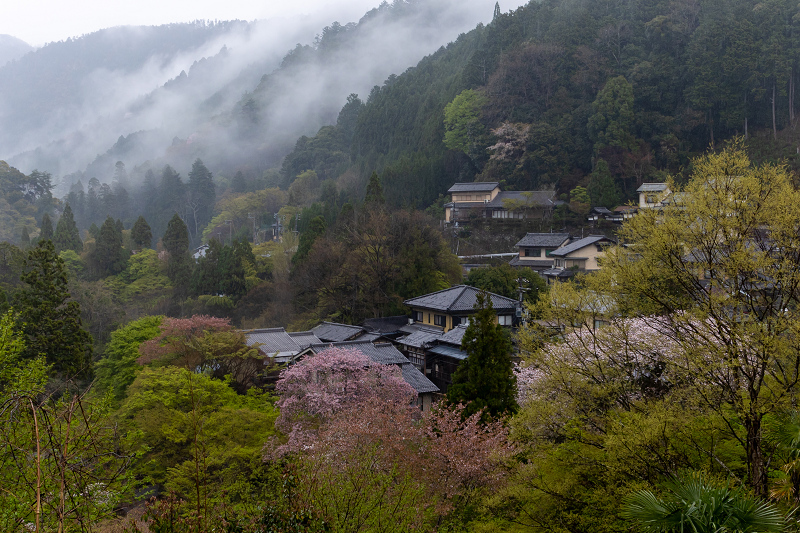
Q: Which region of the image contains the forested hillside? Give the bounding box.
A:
[287,0,800,208]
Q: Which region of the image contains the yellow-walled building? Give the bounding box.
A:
[403,285,519,332]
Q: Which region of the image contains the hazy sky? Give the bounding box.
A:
[2,0,388,46]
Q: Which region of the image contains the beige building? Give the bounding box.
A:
[637,183,671,208]
[542,235,615,283]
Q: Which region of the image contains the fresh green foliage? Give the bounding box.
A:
[444,89,489,161]
[94,315,163,402]
[119,366,278,505]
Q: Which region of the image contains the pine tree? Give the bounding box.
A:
[131,215,153,250]
[15,240,93,378]
[39,213,53,241]
[446,290,517,421]
[53,203,83,253]
[364,171,385,205]
[163,214,192,297]
[188,159,216,242]
[90,216,127,278]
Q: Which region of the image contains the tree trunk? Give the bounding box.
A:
[744,92,748,139]
[790,67,795,125]
[773,82,777,140]
[746,414,769,498]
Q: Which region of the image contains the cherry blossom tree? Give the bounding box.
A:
[271,347,514,529]
[137,315,262,389]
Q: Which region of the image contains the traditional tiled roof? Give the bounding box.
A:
[486,190,557,208]
[428,344,469,360]
[549,235,615,257]
[590,206,613,215]
[514,233,571,248]
[440,324,468,346]
[448,182,500,193]
[637,183,669,192]
[398,326,444,348]
[400,363,439,393]
[244,328,303,362]
[287,331,322,350]
[311,322,365,342]
[404,285,518,313]
[361,316,410,335]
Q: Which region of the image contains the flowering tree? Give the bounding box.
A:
[272,347,514,529]
[273,347,416,455]
[137,315,263,389]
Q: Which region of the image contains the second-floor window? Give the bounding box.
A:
[525,248,542,257]
[434,314,446,327]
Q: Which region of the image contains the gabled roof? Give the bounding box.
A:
[549,235,615,257]
[398,326,443,348]
[287,331,323,350]
[404,285,518,313]
[487,190,557,208]
[244,328,306,362]
[448,182,500,193]
[311,321,365,342]
[590,206,613,215]
[361,316,410,335]
[440,324,468,346]
[637,183,669,192]
[514,233,571,248]
[401,363,439,393]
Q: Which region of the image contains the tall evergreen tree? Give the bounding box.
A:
[131,215,153,250]
[364,171,385,206]
[162,214,192,297]
[89,216,127,278]
[446,290,517,421]
[39,213,53,241]
[15,240,93,378]
[187,159,216,242]
[53,203,83,253]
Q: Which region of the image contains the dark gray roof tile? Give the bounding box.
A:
[404,285,517,313]
[448,182,500,193]
[549,235,615,257]
[311,322,365,342]
[400,363,439,393]
[514,233,571,248]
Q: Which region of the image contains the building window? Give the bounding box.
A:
[498,315,512,326]
[452,316,461,327]
[545,248,555,257]
[526,248,541,257]
[413,311,423,322]
[434,314,446,327]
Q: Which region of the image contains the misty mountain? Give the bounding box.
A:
[0,35,33,67]
[281,0,800,210]
[3,0,510,187]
